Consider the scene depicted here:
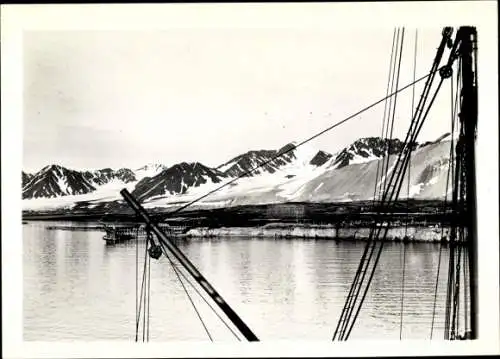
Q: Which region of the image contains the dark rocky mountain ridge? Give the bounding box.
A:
[22,135,447,201]
[22,165,96,199]
[330,137,416,169]
[22,171,33,187]
[217,143,300,178]
[132,162,227,201]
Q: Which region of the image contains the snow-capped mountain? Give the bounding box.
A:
[293,140,451,203]
[217,142,333,178]
[418,132,450,149]
[22,165,96,199]
[22,134,454,212]
[329,137,413,169]
[134,163,168,180]
[22,164,166,201]
[132,162,227,201]
[115,168,137,183]
[82,168,136,186]
[309,150,333,166]
[140,135,452,209]
[217,143,297,177]
[22,171,33,187]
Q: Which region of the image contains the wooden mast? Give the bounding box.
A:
[443,26,478,341]
[457,26,478,339]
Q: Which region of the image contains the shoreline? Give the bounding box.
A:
[22,201,453,243]
[23,219,448,242]
[183,224,448,242]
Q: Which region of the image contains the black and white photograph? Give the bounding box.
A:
[2,2,499,358]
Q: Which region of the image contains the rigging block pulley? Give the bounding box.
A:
[145,225,163,260]
[148,242,163,260]
[439,65,453,79]
[442,27,453,38]
[442,27,454,49]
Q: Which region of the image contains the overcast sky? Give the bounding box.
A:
[23,27,454,172]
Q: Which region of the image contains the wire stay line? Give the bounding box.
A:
[154,66,445,219]
[158,240,242,341]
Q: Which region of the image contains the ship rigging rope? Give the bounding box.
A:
[372,26,402,202]
[165,247,214,341]
[142,247,149,341]
[105,62,445,224]
[380,27,399,198]
[430,55,461,340]
[333,25,461,341]
[450,238,463,339]
[157,239,242,341]
[361,26,405,335]
[445,55,463,341]
[384,28,405,189]
[372,28,397,203]
[155,238,239,341]
[138,229,217,341]
[153,63,446,220]
[333,27,406,341]
[128,28,459,342]
[136,229,222,341]
[341,72,450,342]
[135,231,150,341]
[340,27,401,340]
[145,234,152,341]
[374,28,398,202]
[463,243,469,335]
[334,27,399,342]
[133,227,155,342]
[452,54,467,340]
[335,27,402,341]
[444,52,465,340]
[132,225,241,341]
[400,28,418,340]
[135,227,139,339]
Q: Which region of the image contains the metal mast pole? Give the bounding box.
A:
[120,189,260,342]
[458,26,478,339]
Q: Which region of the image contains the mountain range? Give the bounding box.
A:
[22,134,452,212]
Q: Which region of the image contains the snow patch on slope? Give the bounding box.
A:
[22,137,455,212]
[135,163,167,180]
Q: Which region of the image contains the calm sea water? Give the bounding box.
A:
[23,221,463,341]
